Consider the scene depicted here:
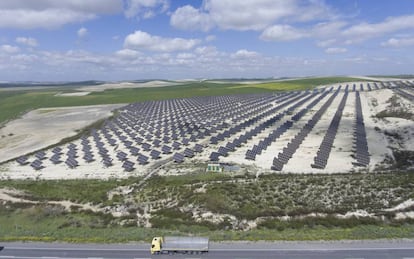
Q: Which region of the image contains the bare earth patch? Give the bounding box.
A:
[54,92,91,97]
[0,104,124,163]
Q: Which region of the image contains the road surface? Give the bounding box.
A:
[1,240,414,258]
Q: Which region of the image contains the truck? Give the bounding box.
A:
[150,236,209,255]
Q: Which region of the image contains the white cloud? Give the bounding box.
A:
[143,10,155,19]
[170,5,213,31]
[124,0,169,19]
[170,0,333,32]
[0,44,20,54]
[77,27,88,38]
[342,14,414,41]
[0,0,123,29]
[0,45,411,81]
[316,39,336,48]
[15,37,38,47]
[381,37,414,48]
[325,47,347,54]
[205,35,216,42]
[116,49,141,59]
[312,21,347,38]
[261,20,349,43]
[194,46,219,56]
[124,30,200,52]
[176,52,195,59]
[260,25,308,41]
[232,49,259,59]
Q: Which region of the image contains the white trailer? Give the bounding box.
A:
[150,236,209,254]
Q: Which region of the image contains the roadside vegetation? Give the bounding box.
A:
[0,77,368,125]
[1,169,413,242]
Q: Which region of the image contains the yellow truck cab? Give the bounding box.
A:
[151,236,163,254]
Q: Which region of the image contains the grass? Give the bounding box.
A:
[1,206,413,242]
[0,177,140,204]
[139,171,414,219]
[232,77,370,91]
[0,77,371,125]
[2,170,413,242]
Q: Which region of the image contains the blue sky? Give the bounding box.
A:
[0,0,413,81]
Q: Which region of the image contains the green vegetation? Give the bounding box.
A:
[1,204,414,243]
[0,178,140,204]
[1,171,414,242]
[138,171,414,222]
[368,74,414,79]
[0,77,369,124]
[233,77,370,91]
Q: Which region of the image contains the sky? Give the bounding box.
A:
[0,0,414,81]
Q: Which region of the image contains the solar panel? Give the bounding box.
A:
[50,154,62,164]
[182,138,190,146]
[218,146,230,156]
[161,145,172,154]
[83,154,94,163]
[183,148,194,158]
[172,142,181,150]
[193,144,203,153]
[152,139,161,147]
[16,156,29,165]
[65,158,78,169]
[102,159,113,167]
[30,159,43,170]
[129,146,140,155]
[123,140,133,147]
[35,151,46,160]
[150,149,161,159]
[52,147,62,154]
[137,154,149,165]
[116,151,128,161]
[142,142,151,151]
[209,152,220,161]
[173,152,184,163]
[68,143,77,149]
[122,160,135,172]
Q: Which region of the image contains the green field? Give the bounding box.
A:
[0,77,369,125]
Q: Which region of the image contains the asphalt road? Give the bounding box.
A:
[1,240,414,259]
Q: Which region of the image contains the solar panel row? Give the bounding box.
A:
[352,91,370,167]
[272,87,342,171]
[312,91,349,169]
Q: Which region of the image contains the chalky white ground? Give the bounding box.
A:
[0,104,124,164]
[0,81,413,180]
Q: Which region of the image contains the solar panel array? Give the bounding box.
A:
[271,87,342,171]
[352,91,370,167]
[393,88,414,102]
[13,81,411,174]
